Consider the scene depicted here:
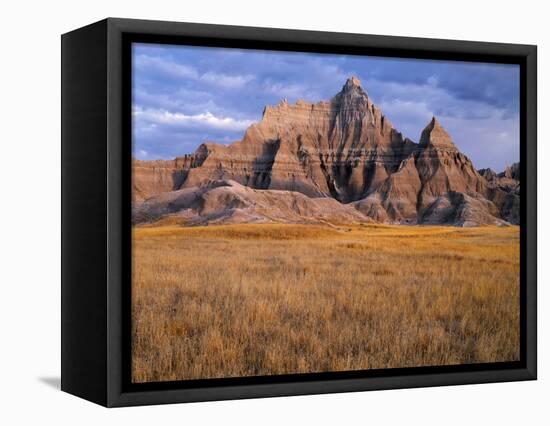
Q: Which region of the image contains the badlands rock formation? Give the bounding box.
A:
[133,77,520,227]
[133,180,373,226]
[478,162,520,224]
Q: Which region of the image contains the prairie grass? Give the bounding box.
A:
[132,223,520,383]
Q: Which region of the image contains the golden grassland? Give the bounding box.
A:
[131,223,520,383]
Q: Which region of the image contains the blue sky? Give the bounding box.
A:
[132,43,519,172]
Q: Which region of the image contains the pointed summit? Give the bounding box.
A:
[341,76,367,96]
[419,116,456,150]
[345,76,362,88]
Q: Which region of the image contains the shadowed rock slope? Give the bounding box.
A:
[133,77,519,227]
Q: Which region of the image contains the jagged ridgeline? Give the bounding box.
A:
[133,77,519,227]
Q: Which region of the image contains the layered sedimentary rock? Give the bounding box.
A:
[479,163,520,192]
[132,145,209,201]
[132,179,373,226]
[132,77,520,226]
[355,117,505,226]
[134,77,416,203]
[479,162,520,224]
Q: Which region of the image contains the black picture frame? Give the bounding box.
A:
[61,17,537,407]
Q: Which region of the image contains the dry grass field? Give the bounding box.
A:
[131,223,520,383]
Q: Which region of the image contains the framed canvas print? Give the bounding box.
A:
[61,18,537,407]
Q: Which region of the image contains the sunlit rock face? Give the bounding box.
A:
[133,77,519,226]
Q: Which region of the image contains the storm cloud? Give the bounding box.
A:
[132,43,519,171]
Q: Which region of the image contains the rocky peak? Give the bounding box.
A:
[344,76,362,88]
[500,162,520,180]
[419,117,456,150]
[478,168,497,182]
[340,76,368,97]
[133,78,520,226]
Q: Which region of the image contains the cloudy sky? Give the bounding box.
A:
[132,43,519,172]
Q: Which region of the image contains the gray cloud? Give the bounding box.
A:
[132,43,519,171]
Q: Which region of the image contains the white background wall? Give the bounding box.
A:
[0,0,546,424]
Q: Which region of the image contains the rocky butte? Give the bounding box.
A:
[133,77,520,227]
